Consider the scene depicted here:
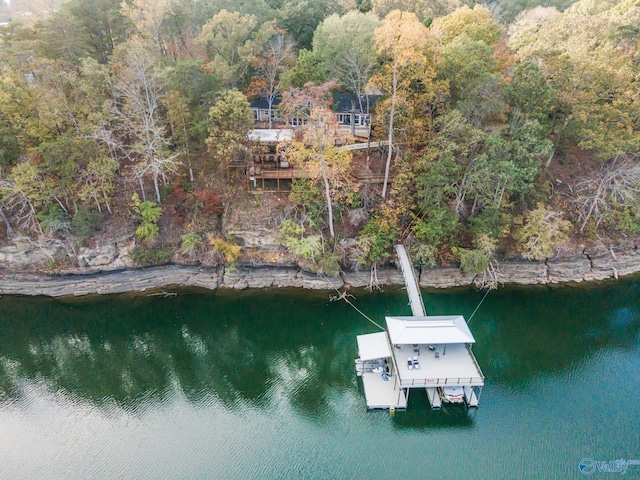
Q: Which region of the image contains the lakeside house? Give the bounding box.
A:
[242,93,381,191]
[249,93,376,139]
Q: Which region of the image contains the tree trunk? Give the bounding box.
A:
[382,57,398,199]
[93,192,102,213]
[0,207,13,235]
[153,172,161,204]
[102,187,112,214]
[139,177,147,202]
[323,173,335,238]
[179,110,194,182]
[545,148,555,168]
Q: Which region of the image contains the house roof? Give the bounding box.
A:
[250,93,379,114]
[249,96,282,110]
[247,129,293,143]
[333,93,378,114]
[385,315,476,345]
[357,332,392,361]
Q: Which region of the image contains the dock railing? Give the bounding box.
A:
[467,344,485,381]
[400,376,485,387]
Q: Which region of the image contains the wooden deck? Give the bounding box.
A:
[360,371,407,410]
[393,343,484,388]
[246,165,389,191]
[236,138,392,191]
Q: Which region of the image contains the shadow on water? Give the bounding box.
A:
[0,277,638,415]
[391,394,476,430]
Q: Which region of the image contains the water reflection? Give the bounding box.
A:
[0,279,638,416]
[0,290,361,418]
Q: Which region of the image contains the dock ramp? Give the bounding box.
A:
[394,244,426,317]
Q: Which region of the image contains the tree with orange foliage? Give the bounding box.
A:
[280,80,338,125]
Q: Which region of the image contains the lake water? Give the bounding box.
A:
[0,278,638,479]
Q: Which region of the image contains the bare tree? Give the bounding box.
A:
[252,32,295,129]
[332,49,375,113]
[110,37,179,203]
[0,177,42,235]
[574,156,640,231]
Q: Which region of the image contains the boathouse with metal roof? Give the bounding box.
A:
[355,245,484,410]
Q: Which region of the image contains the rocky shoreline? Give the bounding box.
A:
[0,239,638,297]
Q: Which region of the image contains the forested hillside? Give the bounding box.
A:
[0,0,639,287]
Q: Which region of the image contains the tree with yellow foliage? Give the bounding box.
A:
[371,10,428,199]
[514,204,571,260]
[509,0,640,161]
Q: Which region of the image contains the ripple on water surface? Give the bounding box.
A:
[0,282,637,478]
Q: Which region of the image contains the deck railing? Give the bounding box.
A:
[467,344,485,381]
[399,376,485,387]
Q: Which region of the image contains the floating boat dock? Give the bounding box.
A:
[355,245,485,410]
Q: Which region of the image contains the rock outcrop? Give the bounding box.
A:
[0,238,638,298]
[0,265,222,297]
[0,239,66,269]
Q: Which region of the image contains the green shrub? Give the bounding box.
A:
[455,248,489,274]
[278,219,323,262]
[468,206,505,239]
[611,204,640,235]
[316,250,341,277]
[72,205,103,239]
[37,205,70,235]
[180,232,202,256]
[129,246,174,266]
[412,243,438,268]
[290,178,320,204]
[131,194,162,243]
[412,206,458,246]
[357,217,397,265]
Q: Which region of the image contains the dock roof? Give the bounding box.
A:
[357,332,392,361]
[385,315,475,345]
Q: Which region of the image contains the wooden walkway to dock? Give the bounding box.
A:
[394,244,426,317]
[335,140,389,152]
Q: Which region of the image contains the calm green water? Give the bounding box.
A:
[0,279,638,479]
